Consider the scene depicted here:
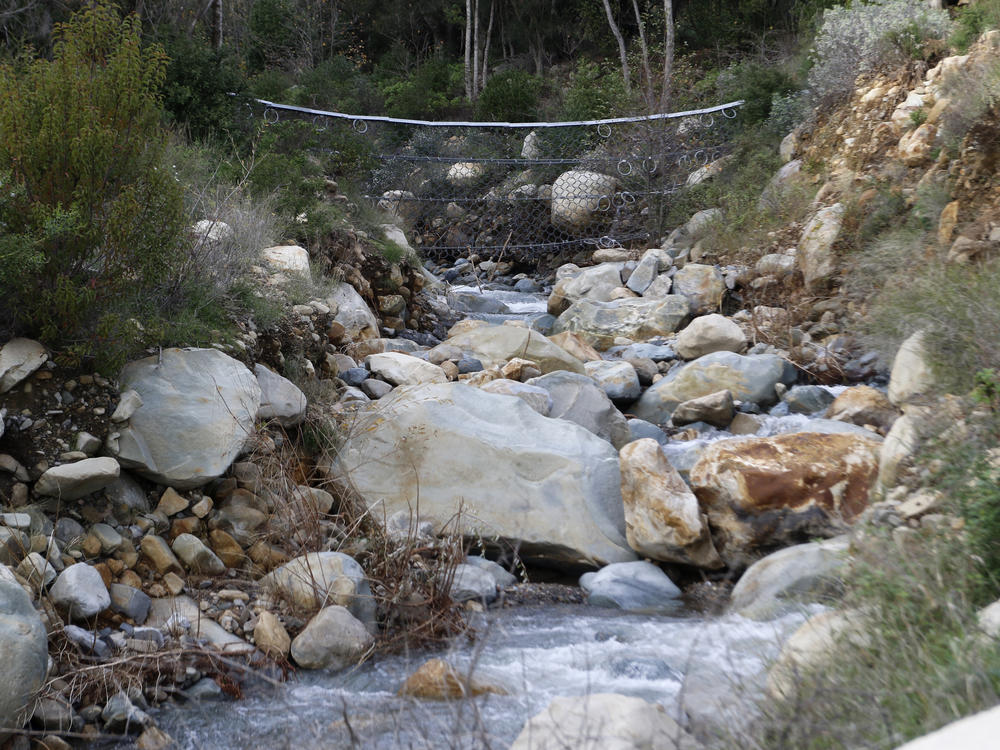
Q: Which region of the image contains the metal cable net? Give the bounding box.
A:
[250,99,744,261]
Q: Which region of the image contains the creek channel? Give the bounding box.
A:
[150,276,851,749]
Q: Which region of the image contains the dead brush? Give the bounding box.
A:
[299,404,469,653]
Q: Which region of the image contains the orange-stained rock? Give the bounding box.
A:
[620,439,723,569]
[690,432,880,567]
[824,385,897,434]
[548,331,603,363]
[398,658,506,700]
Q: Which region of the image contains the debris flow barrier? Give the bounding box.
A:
[244,97,744,260]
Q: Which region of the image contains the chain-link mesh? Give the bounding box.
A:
[245,99,743,261]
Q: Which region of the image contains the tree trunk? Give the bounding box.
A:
[472,0,480,100]
[211,0,222,50]
[631,0,654,110]
[601,0,631,93]
[659,0,674,111]
[481,0,495,93]
[465,0,474,100]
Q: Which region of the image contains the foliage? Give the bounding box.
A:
[291,57,383,114]
[160,30,247,141]
[377,57,465,120]
[560,61,634,120]
[475,69,543,122]
[950,0,1000,52]
[248,0,296,71]
[744,519,1000,750]
[716,61,798,126]
[937,55,1000,148]
[808,0,951,102]
[766,90,809,135]
[0,2,186,368]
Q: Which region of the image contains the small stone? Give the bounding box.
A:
[139,535,183,575]
[75,431,102,456]
[398,658,506,699]
[110,390,143,423]
[208,529,245,568]
[90,523,123,554]
[163,572,185,596]
[17,552,56,588]
[136,726,174,750]
[155,488,189,517]
[191,497,213,518]
[254,610,291,658]
[50,564,111,620]
[172,533,226,576]
[109,583,152,624]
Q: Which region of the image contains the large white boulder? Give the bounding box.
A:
[674,314,747,360]
[798,203,845,291]
[336,383,635,569]
[109,348,261,489]
[290,605,374,670]
[0,581,48,740]
[888,331,935,406]
[365,352,447,386]
[261,552,375,629]
[255,363,307,427]
[632,351,792,424]
[548,263,625,315]
[0,338,47,393]
[262,244,310,275]
[327,282,380,342]
[34,457,120,501]
[439,325,585,374]
[551,171,619,232]
[510,693,694,750]
[896,705,1000,750]
[552,296,690,350]
[729,537,849,620]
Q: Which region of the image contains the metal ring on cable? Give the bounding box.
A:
[643,157,658,174]
[694,149,709,166]
[621,191,636,204]
[597,123,612,138]
[598,235,618,248]
[612,193,625,208]
[263,107,279,124]
[352,119,369,134]
[313,115,328,132]
[700,114,715,128]
[722,107,738,119]
[617,159,633,176]
[597,195,612,212]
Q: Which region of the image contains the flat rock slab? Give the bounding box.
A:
[337,382,634,570]
[0,339,47,394]
[35,457,120,501]
[111,348,261,489]
[147,596,253,654]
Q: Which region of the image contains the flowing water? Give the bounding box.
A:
[150,280,854,748]
[154,603,813,749]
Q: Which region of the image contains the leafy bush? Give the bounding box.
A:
[716,61,798,126]
[559,61,633,120]
[248,0,296,71]
[475,69,543,122]
[0,2,186,366]
[766,91,809,136]
[808,0,951,102]
[378,58,465,120]
[159,30,246,141]
[292,57,382,114]
[951,0,1000,52]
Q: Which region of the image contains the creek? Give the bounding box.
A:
[150,277,847,749]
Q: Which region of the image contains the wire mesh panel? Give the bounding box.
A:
[245,99,743,261]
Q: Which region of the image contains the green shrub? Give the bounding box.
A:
[951,0,1000,52]
[716,61,798,126]
[0,2,186,366]
[293,57,382,114]
[159,30,246,141]
[378,58,465,120]
[475,69,543,122]
[248,0,296,71]
[559,61,633,120]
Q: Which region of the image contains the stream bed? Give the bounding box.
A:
[153,603,812,749]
